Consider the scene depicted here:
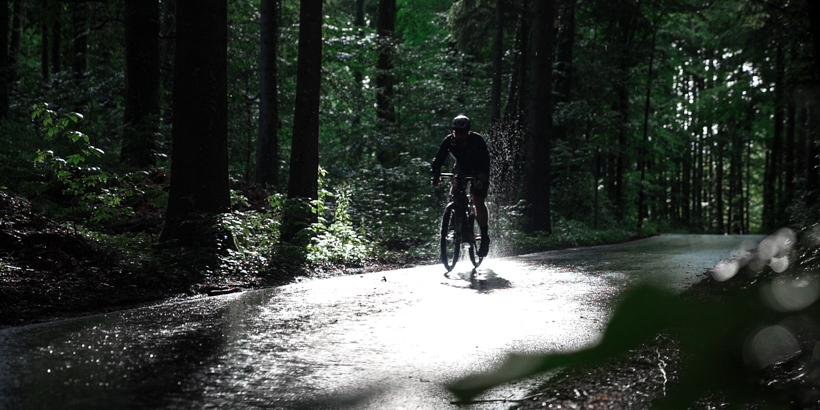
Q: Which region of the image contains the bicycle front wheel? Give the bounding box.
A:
[440,204,461,272]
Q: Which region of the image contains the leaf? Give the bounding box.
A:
[448,284,779,408]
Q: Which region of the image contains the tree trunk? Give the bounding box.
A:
[491,0,504,123]
[806,0,820,79]
[707,130,715,231]
[693,74,705,231]
[611,0,635,222]
[121,0,160,168]
[523,0,554,233]
[255,0,280,188]
[807,95,820,211]
[763,45,784,232]
[51,2,60,74]
[9,0,23,84]
[375,0,395,123]
[282,0,323,243]
[0,0,10,120]
[41,0,49,81]
[551,0,576,147]
[71,1,87,81]
[715,139,724,233]
[352,0,364,125]
[504,9,529,122]
[161,0,176,124]
[554,0,576,106]
[784,78,796,224]
[732,105,753,234]
[638,28,656,228]
[159,0,229,245]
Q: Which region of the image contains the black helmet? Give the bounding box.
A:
[452,115,471,131]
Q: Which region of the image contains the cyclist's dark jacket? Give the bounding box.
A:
[431,132,490,180]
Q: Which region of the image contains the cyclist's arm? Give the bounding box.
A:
[431,137,451,178]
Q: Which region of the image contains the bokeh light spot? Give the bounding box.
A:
[711,260,739,282]
[744,325,801,370]
[769,256,790,273]
[762,274,820,312]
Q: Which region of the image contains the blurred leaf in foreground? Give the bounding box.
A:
[449,282,806,409]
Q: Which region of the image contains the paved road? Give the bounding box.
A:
[0,235,763,409]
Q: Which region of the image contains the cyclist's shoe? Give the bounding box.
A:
[478,236,490,257]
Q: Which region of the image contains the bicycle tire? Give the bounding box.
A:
[440,204,461,271]
[467,214,483,268]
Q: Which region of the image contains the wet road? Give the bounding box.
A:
[0,234,763,409]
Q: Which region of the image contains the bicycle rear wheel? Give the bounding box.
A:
[440,204,461,272]
[467,214,483,268]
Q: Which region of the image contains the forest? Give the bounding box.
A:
[1,0,820,281]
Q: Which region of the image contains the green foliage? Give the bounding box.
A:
[509,216,635,254]
[31,103,120,225]
[307,188,372,265]
[219,207,280,275]
[397,0,450,47]
[347,157,441,260]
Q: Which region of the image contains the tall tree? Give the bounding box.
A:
[9,0,23,83]
[71,1,88,81]
[553,0,576,108]
[612,1,637,222]
[637,26,657,228]
[121,0,161,167]
[50,1,60,74]
[763,44,785,232]
[0,0,10,120]
[40,0,49,81]
[255,0,280,188]
[504,9,529,122]
[282,0,323,242]
[352,0,365,126]
[159,0,229,244]
[806,0,820,79]
[375,0,395,123]
[491,0,504,123]
[523,0,554,233]
[715,135,725,233]
[784,47,796,221]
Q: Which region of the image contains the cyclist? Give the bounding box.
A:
[431,114,491,257]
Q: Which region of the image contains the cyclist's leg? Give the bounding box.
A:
[472,194,488,227]
[471,183,490,257]
[470,179,489,227]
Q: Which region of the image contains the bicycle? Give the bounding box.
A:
[438,173,484,272]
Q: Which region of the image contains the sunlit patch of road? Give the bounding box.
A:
[184,258,609,409]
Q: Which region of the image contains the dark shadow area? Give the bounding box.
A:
[0,299,232,409]
[289,386,384,409]
[443,267,512,292]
